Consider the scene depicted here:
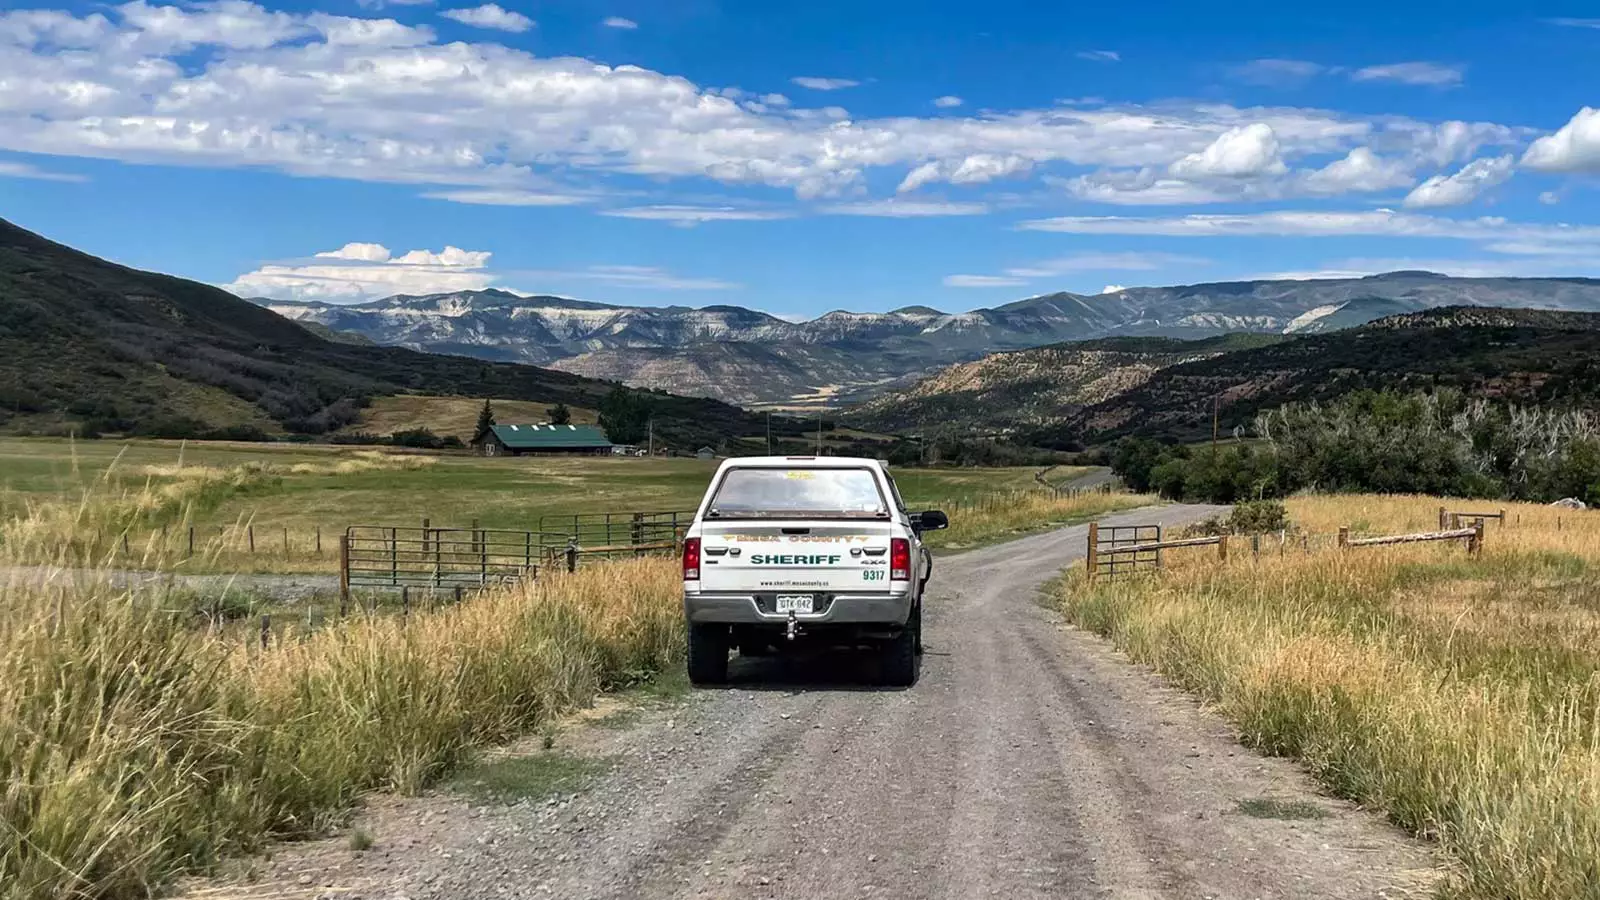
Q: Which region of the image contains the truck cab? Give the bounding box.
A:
[681,456,948,686]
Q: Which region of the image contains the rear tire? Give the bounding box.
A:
[687,623,729,685]
[881,606,918,687]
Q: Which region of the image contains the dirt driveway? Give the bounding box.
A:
[189,505,1438,900]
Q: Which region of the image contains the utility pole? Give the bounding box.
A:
[766,411,772,455]
[647,417,654,458]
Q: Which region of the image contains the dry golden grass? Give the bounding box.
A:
[1057,494,1600,900]
[926,488,1154,550]
[0,553,680,900]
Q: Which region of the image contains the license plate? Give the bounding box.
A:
[775,594,814,614]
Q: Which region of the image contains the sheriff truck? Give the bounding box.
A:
[680,456,948,686]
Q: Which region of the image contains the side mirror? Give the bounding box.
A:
[916,510,949,531]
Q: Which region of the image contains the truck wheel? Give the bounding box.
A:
[881,606,918,687]
[687,622,730,685]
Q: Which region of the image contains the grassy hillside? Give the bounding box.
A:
[852,332,1288,434]
[0,218,808,449]
[1040,307,1600,445]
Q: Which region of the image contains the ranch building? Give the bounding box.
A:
[472,423,614,457]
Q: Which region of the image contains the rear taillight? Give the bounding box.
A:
[682,537,701,581]
[890,538,910,581]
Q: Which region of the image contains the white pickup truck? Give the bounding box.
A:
[680,456,948,686]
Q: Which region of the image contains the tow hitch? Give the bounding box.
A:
[786,611,799,642]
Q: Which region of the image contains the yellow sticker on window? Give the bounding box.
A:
[784,470,815,479]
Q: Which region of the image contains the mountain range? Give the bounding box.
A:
[260,273,1600,409]
[0,218,807,448]
[856,307,1600,447]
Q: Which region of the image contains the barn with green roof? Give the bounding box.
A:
[471,423,614,457]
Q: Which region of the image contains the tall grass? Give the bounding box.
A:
[0,555,680,900]
[1055,495,1600,899]
[0,450,435,569]
[924,488,1153,550]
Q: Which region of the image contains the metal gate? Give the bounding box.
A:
[537,510,691,552]
[1091,523,1164,582]
[340,525,562,597]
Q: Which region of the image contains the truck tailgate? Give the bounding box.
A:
[696,521,895,593]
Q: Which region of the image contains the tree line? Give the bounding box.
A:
[1112,389,1600,505]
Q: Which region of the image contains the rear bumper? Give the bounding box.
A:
[684,590,913,626]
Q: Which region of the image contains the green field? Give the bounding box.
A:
[0,437,1075,571]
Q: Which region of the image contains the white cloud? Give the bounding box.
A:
[230,243,735,300]
[440,3,533,32]
[1540,191,1562,205]
[601,16,637,29]
[1076,50,1120,62]
[1062,169,1236,205]
[951,252,1208,291]
[316,242,392,262]
[1351,62,1464,87]
[1019,210,1600,261]
[933,95,963,108]
[545,264,738,291]
[230,242,499,301]
[897,154,1031,192]
[1300,147,1413,194]
[423,189,588,206]
[944,274,1028,288]
[790,76,858,91]
[1169,123,1286,179]
[0,2,1527,207]
[1101,284,1127,294]
[1522,107,1600,173]
[1231,59,1325,85]
[1545,17,1600,28]
[600,205,794,224]
[1402,154,1514,208]
[822,199,990,217]
[1003,252,1208,278]
[0,159,86,181]
[358,0,436,7]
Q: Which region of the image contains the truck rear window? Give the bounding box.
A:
[707,467,887,518]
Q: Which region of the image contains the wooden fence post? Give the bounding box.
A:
[1338,526,1350,550]
[248,524,255,554]
[566,539,578,573]
[1086,522,1099,583]
[188,526,195,554]
[1498,508,1506,528]
[1250,533,1260,558]
[121,532,130,555]
[1470,520,1485,557]
[338,534,350,616]
[401,586,410,619]
[283,526,289,557]
[1217,535,1229,563]
[1439,505,1448,530]
[316,526,322,555]
[260,615,271,650]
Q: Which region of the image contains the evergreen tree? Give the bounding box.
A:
[474,399,496,441]
[548,402,572,425]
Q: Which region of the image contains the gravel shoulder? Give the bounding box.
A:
[180,505,1439,900]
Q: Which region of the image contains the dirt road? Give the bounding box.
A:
[206,505,1437,900]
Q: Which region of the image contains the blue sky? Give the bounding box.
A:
[1,0,1599,319]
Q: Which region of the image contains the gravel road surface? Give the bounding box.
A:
[191,505,1437,900]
